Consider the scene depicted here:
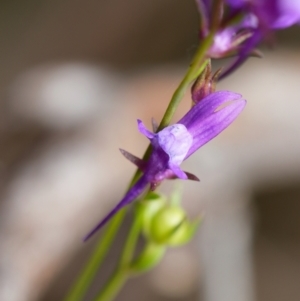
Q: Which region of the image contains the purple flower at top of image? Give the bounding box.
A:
[195,0,254,57]
[84,90,246,241]
[226,0,300,29]
[196,0,259,72]
[220,0,300,77]
[196,0,300,78]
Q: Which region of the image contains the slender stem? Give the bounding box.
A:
[119,210,142,267]
[94,212,141,301]
[94,269,127,301]
[157,34,213,130]
[64,209,126,301]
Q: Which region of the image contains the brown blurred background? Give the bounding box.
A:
[0,1,300,301]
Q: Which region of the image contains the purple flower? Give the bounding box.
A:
[196,0,259,73]
[226,0,300,29]
[195,0,252,56]
[84,91,246,240]
[196,0,300,78]
[220,0,300,77]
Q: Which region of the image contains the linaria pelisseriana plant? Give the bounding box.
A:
[65,1,300,301]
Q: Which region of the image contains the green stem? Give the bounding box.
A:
[119,211,141,267]
[94,269,127,301]
[64,209,126,301]
[94,212,141,301]
[157,36,212,131]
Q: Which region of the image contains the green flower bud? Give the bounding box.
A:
[148,206,186,244]
[130,243,166,273]
[137,192,201,247]
[167,218,202,246]
[136,192,166,237]
[147,206,202,246]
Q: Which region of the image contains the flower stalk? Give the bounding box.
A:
[157,34,214,131]
[94,210,142,301]
[64,209,127,301]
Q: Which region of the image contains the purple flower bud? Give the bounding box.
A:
[191,63,221,104]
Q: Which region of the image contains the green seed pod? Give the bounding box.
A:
[136,192,166,237]
[130,243,166,273]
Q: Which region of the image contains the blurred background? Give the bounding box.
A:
[0,1,300,301]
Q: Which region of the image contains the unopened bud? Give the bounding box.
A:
[130,243,166,273]
[147,205,202,246]
[167,218,202,246]
[191,62,221,105]
[148,206,186,244]
[136,192,166,237]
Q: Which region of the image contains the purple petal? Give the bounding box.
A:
[83,175,149,241]
[226,0,300,29]
[185,99,246,158]
[157,124,193,166]
[209,28,236,57]
[272,0,300,28]
[168,162,188,180]
[219,30,261,79]
[178,90,242,128]
[137,119,155,139]
[225,0,246,8]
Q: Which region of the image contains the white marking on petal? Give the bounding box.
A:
[157,124,193,166]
